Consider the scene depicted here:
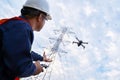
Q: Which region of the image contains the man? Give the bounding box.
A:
[0,0,52,80]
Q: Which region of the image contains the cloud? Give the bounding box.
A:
[1,0,120,80]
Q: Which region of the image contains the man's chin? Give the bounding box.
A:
[34,29,41,32]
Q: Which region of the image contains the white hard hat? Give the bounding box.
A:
[24,0,52,20]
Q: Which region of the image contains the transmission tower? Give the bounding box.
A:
[21,27,71,80]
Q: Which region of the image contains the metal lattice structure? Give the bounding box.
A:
[21,27,71,80]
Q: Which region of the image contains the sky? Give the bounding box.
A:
[0,0,120,80]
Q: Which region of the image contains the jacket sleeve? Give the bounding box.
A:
[31,51,43,61]
[2,21,36,77]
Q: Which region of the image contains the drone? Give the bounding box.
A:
[72,37,88,49]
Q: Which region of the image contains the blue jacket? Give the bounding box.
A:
[0,16,43,80]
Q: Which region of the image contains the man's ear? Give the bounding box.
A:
[37,14,43,22]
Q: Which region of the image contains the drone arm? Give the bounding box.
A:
[82,42,88,44]
[76,37,80,41]
[72,41,78,44]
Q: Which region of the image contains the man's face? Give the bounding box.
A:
[35,13,47,31]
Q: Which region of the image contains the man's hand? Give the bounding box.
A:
[43,52,52,62]
[33,61,43,75]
